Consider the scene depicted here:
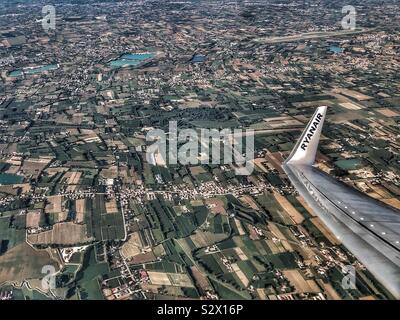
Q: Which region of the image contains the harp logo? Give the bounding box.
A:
[300,113,324,151]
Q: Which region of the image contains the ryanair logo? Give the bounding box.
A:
[300,113,324,151]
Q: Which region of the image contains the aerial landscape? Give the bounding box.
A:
[0,0,400,302]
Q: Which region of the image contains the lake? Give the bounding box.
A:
[329,46,344,54]
[9,64,58,77]
[191,54,206,63]
[109,52,155,68]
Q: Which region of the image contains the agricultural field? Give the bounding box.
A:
[0,242,58,284]
[27,222,91,245]
[85,194,125,241]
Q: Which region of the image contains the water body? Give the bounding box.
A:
[0,173,24,185]
[190,54,206,63]
[9,64,58,77]
[109,52,155,68]
[329,46,344,54]
[334,158,363,170]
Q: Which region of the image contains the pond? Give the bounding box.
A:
[329,46,344,54]
[190,54,206,63]
[109,52,155,68]
[9,64,58,77]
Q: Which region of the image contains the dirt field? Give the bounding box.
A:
[168,273,194,287]
[265,152,285,174]
[332,88,372,101]
[190,266,213,292]
[120,232,143,259]
[105,198,119,214]
[376,108,400,117]
[340,102,362,110]
[189,166,207,175]
[0,185,19,195]
[147,271,171,286]
[318,280,341,300]
[75,199,86,223]
[0,243,58,284]
[368,184,393,199]
[67,171,82,185]
[45,195,63,213]
[265,239,283,254]
[28,222,91,245]
[234,247,248,261]
[81,129,101,143]
[26,210,41,228]
[46,195,68,222]
[296,196,317,217]
[253,158,270,173]
[382,198,400,210]
[267,223,294,252]
[100,166,118,179]
[44,167,69,179]
[273,191,304,224]
[143,271,194,288]
[190,231,228,248]
[239,195,260,211]
[231,263,249,287]
[310,217,341,245]
[190,199,204,207]
[234,218,245,236]
[21,158,52,177]
[283,270,320,293]
[14,183,31,194]
[205,197,226,215]
[256,288,267,299]
[130,251,157,264]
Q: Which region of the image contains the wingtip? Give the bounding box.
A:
[285,106,327,166]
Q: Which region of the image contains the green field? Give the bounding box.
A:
[210,278,251,300]
[75,247,109,300]
[84,194,125,241]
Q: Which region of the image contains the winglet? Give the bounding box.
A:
[285,106,327,166]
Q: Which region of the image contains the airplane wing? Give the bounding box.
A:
[283,106,400,299]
